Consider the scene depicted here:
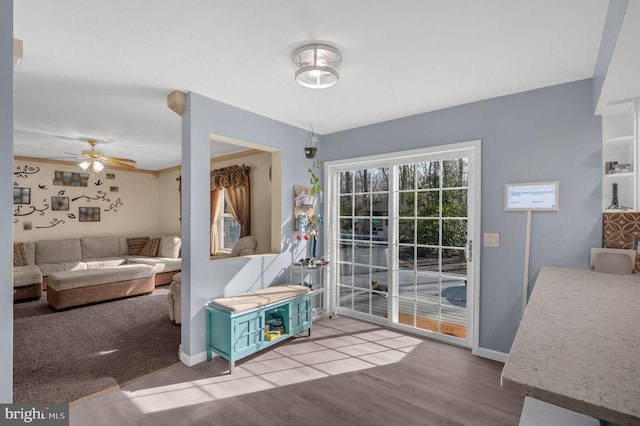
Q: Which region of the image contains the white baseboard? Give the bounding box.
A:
[179,349,208,367]
[476,347,508,363]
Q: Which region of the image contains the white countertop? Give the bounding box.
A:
[501,266,640,425]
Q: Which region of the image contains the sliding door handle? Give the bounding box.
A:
[465,240,472,262]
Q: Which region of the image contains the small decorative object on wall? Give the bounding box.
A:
[13,187,31,204]
[94,179,103,186]
[51,196,69,211]
[14,165,40,179]
[79,207,101,222]
[53,171,89,187]
[38,184,47,189]
[110,186,119,193]
[293,185,315,231]
[106,173,115,180]
[23,221,32,230]
[66,212,76,219]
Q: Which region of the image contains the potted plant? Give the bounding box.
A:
[308,154,323,198]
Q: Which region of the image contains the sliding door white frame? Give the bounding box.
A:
[324,140,481,353]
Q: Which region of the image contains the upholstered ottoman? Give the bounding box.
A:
[13,265,43,302]
[46,264,156,309]
[167,272,181,324]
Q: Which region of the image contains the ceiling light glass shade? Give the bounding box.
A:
[92,161,104,172]
[78,161,91,171]
[292,44,342,89]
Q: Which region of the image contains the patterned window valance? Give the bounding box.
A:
[177,164,251,191]
[210,164,250,190]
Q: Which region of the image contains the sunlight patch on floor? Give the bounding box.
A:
[124,317,419,415]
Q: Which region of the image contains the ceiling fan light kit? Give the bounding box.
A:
[292,44,342,89]
[66,139,136,172]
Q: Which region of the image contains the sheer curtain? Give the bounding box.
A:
[210,188,223,255]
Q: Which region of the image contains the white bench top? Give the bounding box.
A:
[210,284,310,313]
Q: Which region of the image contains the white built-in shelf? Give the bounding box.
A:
[602,98,639,212]
[604,172,634,178]
[605,135,634,144]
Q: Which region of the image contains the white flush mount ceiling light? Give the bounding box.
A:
[292,44,342,89]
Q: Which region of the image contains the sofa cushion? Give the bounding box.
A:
[210,284,310,313]
[13,265,43,288]
[158,236,181,259]
[80,236,121,259]
[127,237,149,255]
[23,242,35,265]
[38,261,87,277]
[46,264,156,291]
[127,257,181,273]
[35,238,82,264]
[85,257,128,269]
[138,238,161,257]
[14,243,27,267]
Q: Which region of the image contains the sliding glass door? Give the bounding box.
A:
[329,142,479,347]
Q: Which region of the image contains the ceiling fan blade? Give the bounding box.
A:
[46,156,82,160]
[105,156,136,164]
[102,158,136,169]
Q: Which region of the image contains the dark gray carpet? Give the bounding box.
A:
[13,286,181,403]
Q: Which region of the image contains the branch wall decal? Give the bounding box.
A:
[36,218,65,229]
[14,165,40,179]
[71,190,107,203]
[14,202,50,217]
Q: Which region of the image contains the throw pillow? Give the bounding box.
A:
[138,237,161,257]
[127,237,149,256]
[230,236,257,257]
[13,243,27,267]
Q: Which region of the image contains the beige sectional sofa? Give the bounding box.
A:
[13,242,43,302]
[13,235,181,306]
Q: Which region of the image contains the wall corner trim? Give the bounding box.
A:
[179,349,208,367]
[476,347,508,363]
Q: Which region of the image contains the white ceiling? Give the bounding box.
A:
[12,1,616,171]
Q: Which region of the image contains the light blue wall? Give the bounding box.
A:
[0,0,14,402]
[321,79,602,354]
[180,93,315,361]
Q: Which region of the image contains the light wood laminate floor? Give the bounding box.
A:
[70,316,523,425]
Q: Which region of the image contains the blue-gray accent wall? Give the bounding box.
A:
[321,79,602,354]
[1,0,14,403]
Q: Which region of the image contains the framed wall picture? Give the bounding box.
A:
[79,206,100,222]
[51,196,69,211]
[13,187,31,204]
[53,171,89,187]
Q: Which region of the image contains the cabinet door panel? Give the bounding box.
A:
[232,312,263,359]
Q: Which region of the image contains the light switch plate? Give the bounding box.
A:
[484,232,500,247]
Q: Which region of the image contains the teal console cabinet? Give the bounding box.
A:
[206,285,312,373]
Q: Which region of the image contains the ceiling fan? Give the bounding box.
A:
[63,139,137,172]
